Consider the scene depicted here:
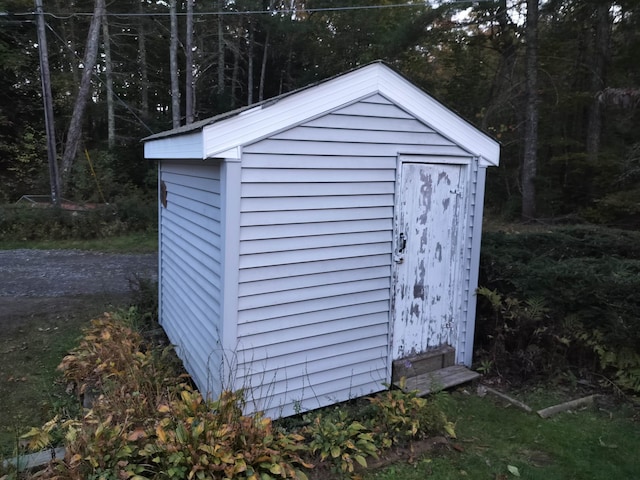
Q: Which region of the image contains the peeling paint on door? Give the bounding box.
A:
[392,161,465,359]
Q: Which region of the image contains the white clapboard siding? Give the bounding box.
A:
[241,167,396,183]
[332,101,414,118]
[240,194,393,212]
[162,211,221,255]
[243,141,469,158]
[239,265,390,296]
[161,227,222,277]
[238,277,390,310]
[238,243,392,269]
[239,311,389,351]
[237,300,390,337]
[242,154,394,169]
[238,288,390,324]
[240,219,392,240]
[237,345,387,382]
[270,127,454,146]
[159,160,224,397]
[233,94,468,415]
[303,114,435,132]
[240,207,393,227]
[239,230,391,255]
[240,357,388,403]
[237,334,389,386]
[239,255,391,283]
[237,321,389,362]
[242,182,395,198]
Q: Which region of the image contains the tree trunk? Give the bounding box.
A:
[102,11,115,149]
[170,0,181,128]
[185,0,195,124]
[481,0,518,131]
[232,38,240,107]
[54,0,79,85]
[60,0,105,191]
[259,30,270,102]
[586,2,612,163]
[138,1,149,120]
[521,0,539,220]
[34,0,61,205]
[247,20,254,105]
[217,1,225,95]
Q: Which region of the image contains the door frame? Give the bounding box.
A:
[389,154,474,361]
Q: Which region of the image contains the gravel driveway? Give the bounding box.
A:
[0,249,157,297]
[0,249,158,325]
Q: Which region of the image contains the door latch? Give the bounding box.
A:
[397,232,406,254]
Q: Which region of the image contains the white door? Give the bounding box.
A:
[391,159,467,360]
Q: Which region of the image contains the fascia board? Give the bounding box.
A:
[376,68,500,167]
[144,131,204,160]
[202,64,384,159]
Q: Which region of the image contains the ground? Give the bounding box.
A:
[0,249,157,455]
[0,249,157,308]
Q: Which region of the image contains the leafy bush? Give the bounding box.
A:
[304,410,378,476]
[0,196,156,242]
[477,226,640,391]
[299,385,455,478]
[366,382,454,448]
[29,315,311,480]
[476,287,572,380]
[25,312,455,480]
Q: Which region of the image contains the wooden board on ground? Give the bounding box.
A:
[393,365,480,397]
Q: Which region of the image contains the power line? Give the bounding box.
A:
[6,1,495,20]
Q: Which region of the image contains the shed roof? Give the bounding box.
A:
[144,61,500,167]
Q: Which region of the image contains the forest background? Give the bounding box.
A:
[0,0,639,225]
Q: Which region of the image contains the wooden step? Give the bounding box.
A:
[391,345,455,383]
[393,365,480,397]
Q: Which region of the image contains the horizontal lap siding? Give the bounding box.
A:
[236,94,462,416]
[160,161,223,398]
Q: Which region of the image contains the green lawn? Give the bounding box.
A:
[0,234,157,457]
[0,231,158,253]
[368,390,640,480]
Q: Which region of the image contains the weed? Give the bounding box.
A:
[367,382,455,448]
[476,287,562,381]
[304,409,378,476]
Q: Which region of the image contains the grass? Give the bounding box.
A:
[0,231,158,253]
[0,295,133,457]
[0,232,158,458]
[367,390,640,480]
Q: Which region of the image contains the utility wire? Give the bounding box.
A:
[4,1,495,19]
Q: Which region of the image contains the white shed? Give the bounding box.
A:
[143,62,499,418]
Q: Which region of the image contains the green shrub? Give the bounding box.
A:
[0,197,156,242]
[366,383,454,448]
[299,386,455,478]
[304,410,378,476]
[477,226,640,391]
